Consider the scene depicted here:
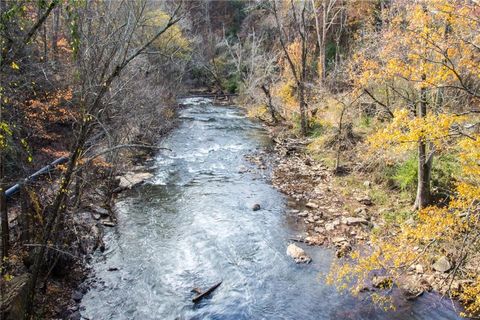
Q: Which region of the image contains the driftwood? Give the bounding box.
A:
[192,281,222,303]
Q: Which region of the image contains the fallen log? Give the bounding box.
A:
[192,281,222,303]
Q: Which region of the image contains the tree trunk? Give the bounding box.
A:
[414,76,431,209]
[298,81,308,136]
[0,145,8,260]
[260,85,278,123]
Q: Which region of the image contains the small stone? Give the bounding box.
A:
[305,202,319,209]
[332,237,348,245]
[290,209,300,214]
[415,264,424,274]
[314,227,325,234]
[72,291,83,302]
[363,181,372,188]
[325,223,335,231]
[305,235,324,246]
[432,256,451,273]
[91,205,109,217]
[345,217,369,226]
[357,196,373,206]
[252,204,261,211]
[101,220,116,227]
[69,311,81,320]
[238,165,248,173]
[298,211,308,217]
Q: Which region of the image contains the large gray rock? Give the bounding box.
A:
[116,172,153,189]
[286,243,311,263]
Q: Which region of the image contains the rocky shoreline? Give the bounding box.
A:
[246,124,467,304]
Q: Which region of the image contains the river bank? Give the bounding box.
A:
[246,120,469,310]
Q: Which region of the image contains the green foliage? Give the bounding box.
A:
[308,118,327,138]
[223,73,240,94]
[382,208,415,224]
[389,154,460,195]
[359,115,372,128]
[393,155,418,192]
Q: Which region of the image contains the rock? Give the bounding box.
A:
[325,219,340,231]
[354,207,368,215]
[415,264,424,274]
[314,227,325,234]
[332,237,348,245]
[91,205,109,217]
[432,256,451,273]
[101,220,116,227]
[335,242,352,258]
[305,235,324,246]
[116,172,153,189]
[286,243,311,263]
[238,165,248,173]
[1,274,30,320]
[305,202,319,209]
[252,203,261,211]
[363,181,372,188]
[92,213,101,220]
[298,211,308,217]
[72,291,83,302]
[290,209,300,214]
[372,276,392,288]
[69,311,81,320]
[404,217,416,226]
[344,217,369,226]
[357,196,373,206]
[325,223,335,231]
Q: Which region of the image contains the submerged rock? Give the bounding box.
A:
[286,243,311,263]
[252,203,261,211]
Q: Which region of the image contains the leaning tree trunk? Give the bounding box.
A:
[260,85,278,123]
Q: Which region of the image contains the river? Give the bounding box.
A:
[81,97,461,320]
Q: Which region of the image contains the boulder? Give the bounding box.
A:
[286,243,311,263]
[116,172,153,189]
[432,256,451,273]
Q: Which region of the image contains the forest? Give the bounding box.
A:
[0,0,479,319]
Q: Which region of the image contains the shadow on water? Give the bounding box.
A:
[81,98,462,320]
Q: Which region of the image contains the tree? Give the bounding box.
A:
[271,0,311,135]
[23,1,183,317]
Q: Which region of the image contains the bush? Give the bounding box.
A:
[390,153,460,196]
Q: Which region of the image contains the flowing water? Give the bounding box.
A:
[81,98,462,320]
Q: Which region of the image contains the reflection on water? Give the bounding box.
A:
[81,98,461,320]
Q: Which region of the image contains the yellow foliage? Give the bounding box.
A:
[329,132,480,315]
[367,109,466,154]
[145,10,190,59]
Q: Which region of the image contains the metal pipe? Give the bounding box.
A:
[5,156,69,198]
